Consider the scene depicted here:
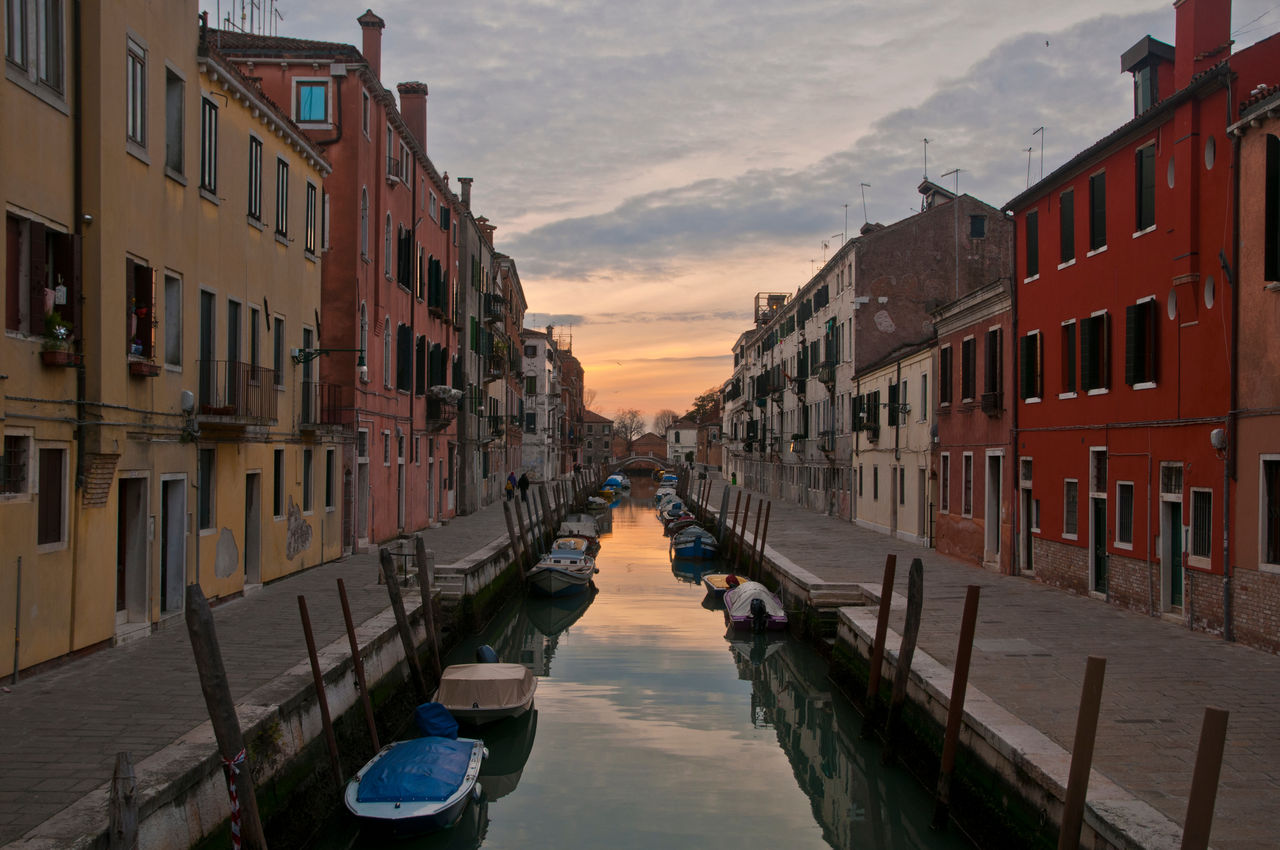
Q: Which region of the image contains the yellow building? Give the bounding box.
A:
[2,2,342,676]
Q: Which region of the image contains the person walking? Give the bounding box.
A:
[517,471,530,505]
[505,472,516,501]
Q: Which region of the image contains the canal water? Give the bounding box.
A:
[318,481,972,850]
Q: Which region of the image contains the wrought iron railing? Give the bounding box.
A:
[197,360,277,422]
[300,380,350,427]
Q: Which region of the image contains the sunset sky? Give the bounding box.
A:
[203,1,1279,426]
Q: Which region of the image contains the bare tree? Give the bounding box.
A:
[653,409,679,435]
[583,388,598,411]
[613,408,645,453]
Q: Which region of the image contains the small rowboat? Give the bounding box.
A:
[702,572,745,599]
[527,553,598,597]
[671,526,718,559]
[723,581,788,632]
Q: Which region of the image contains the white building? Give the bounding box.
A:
[520,329,561,480]
[666,418,699,464]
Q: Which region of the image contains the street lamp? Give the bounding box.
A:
[292,346,368,382]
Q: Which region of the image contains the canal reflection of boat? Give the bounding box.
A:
[524,586,597,636]
[477,708,538,801]
[726,632,787,668]
[670,557,712,584]
[351,792,488,850]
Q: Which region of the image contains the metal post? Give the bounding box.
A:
[862,554,897,737]
[1180,707,1230,850]
[298,595,343,786]
[337,578,379,753]
[933,584,981,829]
[1058,656,1107,850]
[882,557,923,764]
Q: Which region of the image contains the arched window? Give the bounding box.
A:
[383,315,392,388]
[360,188,369,257]
[359,302,368,381]
[384,213,392,278]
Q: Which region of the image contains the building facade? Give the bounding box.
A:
[520,328,560,480]
[666,418,698,464]
[581,409,613,469]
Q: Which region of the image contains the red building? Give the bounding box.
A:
[216,11,461,548]
[1005,0,1280,636]
[932,280,1016,573]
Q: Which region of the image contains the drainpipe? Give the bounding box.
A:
[1010,221,1022,574]
[69,0,84,650]
[1222,76,1239,643]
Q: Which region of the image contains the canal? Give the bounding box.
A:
[316,481,973,849]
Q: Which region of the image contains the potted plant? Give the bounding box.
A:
[40,311,80,368]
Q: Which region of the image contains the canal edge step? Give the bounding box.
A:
[836,604,1186,850]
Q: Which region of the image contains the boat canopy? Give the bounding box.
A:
[356,737,475,803]
[436,663,535,712]
[413,702,459,738]
[725,582,785,619]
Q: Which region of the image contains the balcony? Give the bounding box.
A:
[818,430,836,453]
[300,381,351,430]
[483,292,506,324]
[197,360,278,425]
[425,398,457,432]
[981,390,1003,416]
[483,352,506,384]
[817,361,836,386]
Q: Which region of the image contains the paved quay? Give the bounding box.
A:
[0,498,518,847]
[702,478,1280,850]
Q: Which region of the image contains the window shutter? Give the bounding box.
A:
[1124,304,1138,385]
[1267,135,1280,281]
[70,233,82,339]
[888,382,898,413]
[1080,318,1096,391]
[148,267,157,358]
[1034,332,1043,398]
[125,258,135,351]
[1145,302,1157,384]
[29,223,47,331]
[1020,335,1033,399]
[1059,190,1074,264]
[940,347,952,404]
[440,206,451,230]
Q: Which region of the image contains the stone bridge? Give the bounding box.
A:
[607,453,675,473]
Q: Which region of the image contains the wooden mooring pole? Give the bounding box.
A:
[184,584,268,850]
[718,485,731,539]
[754,501,771,580]
[414,537,443,680]
[1058,655,1107,850]
[297,595,343,787]
[749,501,763,576]
[538,484,555,547]
[379,549,431,703]
[881,557,923,765]
[1180,707,1229,850]
[514,497,533,564]
[728,490,742,563]
[737,494,752,571]
[108,751,138,850]
[861,553,897,739]
[932,584,981,829]
[336,578,379,753]
[503,501,526,580]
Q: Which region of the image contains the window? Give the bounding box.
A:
[164,273,181,366]
[199,97,217,193]
[272,316,284,387]
[1019,330,1043,400]
[898,466,905,505]
[305,182,317,254]
[872,465,879,501]
[295,80,326,123]
[962,453,974,516]
[361,89,370,136]
[429,191,438,222]
[396,323,412,392]
[6,215,78,337]
[164,68,184,174]
[382,430,391,465]
[127,259,155,359]
[1262,458,1280,565]
[960,336,976,402]
[325,449,335,509]
[272,448,284,517]
[5,0,25,67]
[274,158,288,236]
[1059,189,1075,265]
[525,412,536,433]
[1088,172,1106,251]
[1134,64,1158,114]
[197,447,215,531]
[939,345,953,405]
[36,445,65,545]
[359,187,369,257]
[1124,299,1158,386]
[1116,482,1134,546]
[1064,479,1079,538]
[984,328,1002,399]
[969,215,986,239]
[126,37,145,147]
[1060,320,1077,394]
[525,376,536,395]
[1135,144,1156,232]
[1025,210,1039,279]
[1,433,30,495]
[384,213,392,277]
[1266,135,1280,281]
[1190,488,1212,562]
[382,316,392,388]
[524,345,537,358]
[359,303,368,382]
[940,454,950,513]
[302,448,313,513]
[247,136,262,219]
[920,373,928,420]
[1081,312,1110,392]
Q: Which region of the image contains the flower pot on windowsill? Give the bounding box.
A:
[128,358,161,377]
[41,348,82,368]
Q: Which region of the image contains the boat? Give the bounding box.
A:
[550,535,596,557]
[433,652,537,726]
[670,558,711,584]
[664,514,698,535]
[344,703,485,836]
[526,552,598,597]
[723,581,788,632]
[585,495,610,512]
[702,572,746,600]
[654,486,676,504]
[671,526,718,559]
[660,473,679,486]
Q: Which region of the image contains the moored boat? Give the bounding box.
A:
[702,572,745,600]
[434,659,537,726]
[723,581,788,632]
[527,553,598,597]
[671,526,718,559]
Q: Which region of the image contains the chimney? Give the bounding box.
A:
[475,216,496,246]
[1172,0,1231,90]
[459,177,473,210]
[357,10,385,81]
[396,81,428,150]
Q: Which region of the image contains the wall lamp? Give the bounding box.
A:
[292,347,368,381]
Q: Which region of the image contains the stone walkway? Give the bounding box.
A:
[703,478,1280,850]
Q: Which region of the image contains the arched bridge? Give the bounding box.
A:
[608,454,675,473]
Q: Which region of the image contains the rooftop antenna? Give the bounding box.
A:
[1033,126,1045,181]
[1025,147,1034,188]
[922,138,931,180]
[842,205,848,244]
[860,183,870,223]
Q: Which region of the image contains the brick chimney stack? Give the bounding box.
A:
[476,216,496,246]
[396,82,429,150]
[358,10,385,81]
[459,177,473,210]
[1172,0,1231,90]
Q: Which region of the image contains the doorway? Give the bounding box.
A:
[917,467,927,541]
[1091,497,1108,594]
[985,454,1003,566]
[1161,500,1184,611]
[244,472,261,586]
[115,477,149,629]
[160,477,185,614]
[1019,486,1034,574]
[356,429,370,546]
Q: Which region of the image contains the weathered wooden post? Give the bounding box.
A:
[184,584,268,850]
[379,549,431,702]
[754,501,772,580]
[728,490,743,564]
[414,537,443,680]
[718,485,731,539]
[882,557,923,765]
[108,752,138,850]
[861,553,897,738]
[297,595,343,787]
[737,494,753,570]
[932,584,981,829]
[503,500,526,577]
[336,578,379,753]
[749,502,763,577]
[1058,656,1107,850]
[1180,707,1230,850]
[514,497,533,563]
[538,484,555,547]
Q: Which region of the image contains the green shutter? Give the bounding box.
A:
[1124,304,1138,386]
[1080,318,1096,392]
[1020,334,1033,399]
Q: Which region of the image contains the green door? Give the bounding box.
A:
[1092,498,1108,593]
[1170,507,1183,607]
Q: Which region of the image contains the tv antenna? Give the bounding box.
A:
[1025,147,1034,188]
[860,183,870,223]
[922,138,931,180]
[1033,127,1045,181]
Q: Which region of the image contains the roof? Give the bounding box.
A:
[582,409,612,423]
[1229,86,1280,135]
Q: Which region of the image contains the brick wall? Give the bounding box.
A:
[1231,569,1280,654]
[1032,537,1089,595]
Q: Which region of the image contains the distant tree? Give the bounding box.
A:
[583,388,598,411]
[685,387,721,423]
[653,409,679,435]
[613,408,645,452]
